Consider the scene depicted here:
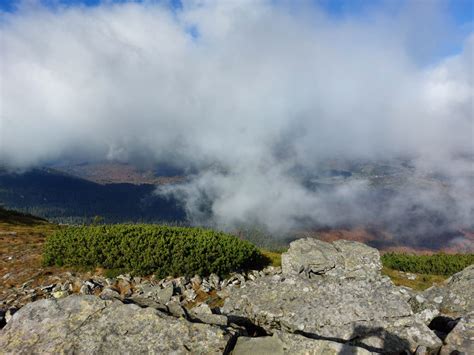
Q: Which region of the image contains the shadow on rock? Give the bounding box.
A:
[344,325,411,354]
[294,324,412,354]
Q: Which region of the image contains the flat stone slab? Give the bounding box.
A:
[232,331,374,355]
[0,295,234,354]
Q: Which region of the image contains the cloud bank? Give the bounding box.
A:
[0,0,473,236]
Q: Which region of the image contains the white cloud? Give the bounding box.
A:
[0,0,472,233]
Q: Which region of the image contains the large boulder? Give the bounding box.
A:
[0,295,235,354]
[281,238,382,280]
[223,239,442,353]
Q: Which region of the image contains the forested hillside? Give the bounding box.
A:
[0,168,184,224]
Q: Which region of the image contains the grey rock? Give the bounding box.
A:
[223,239,441,353]
[173,277,188,293]
[189,309,228,327]
[140,284,174,304]
[417,265,474,316]
[0,295,235,354]
[156,285,174,303]
[397,286,415,302]
[209,274,220,289]
[439,312,474,355]
[415,308,440,325]
[228,273,246,286]
[99,287,120,300]
[127,296,168,313]
[190,275,202,286]
[79,284,92,295]
[61,281,72,292]
[232,331,374,355]
[132,276,142,284]
[183,288,197,301]
[232,335,284,355]
[192,303,212,315]
[281,238,381,280]
[223,276,440,352]
[166,300,187,318]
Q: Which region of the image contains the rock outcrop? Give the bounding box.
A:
[1,238,472,354]
[223,238,442,353]
[411,265,474,317]
[0,295,235,354]
[281,238,382,280]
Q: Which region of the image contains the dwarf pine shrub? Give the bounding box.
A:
[381,252,474,275]
[43,224,266,277]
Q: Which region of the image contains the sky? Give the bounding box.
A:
[0,0,473,234]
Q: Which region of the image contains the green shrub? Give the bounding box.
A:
[381,252,474,275]
[43,224,267,277]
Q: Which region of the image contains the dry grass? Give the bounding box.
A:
[381,266,447,291]
[260,249,282,267]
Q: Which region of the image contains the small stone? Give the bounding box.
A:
[99,287,120,300]
[155,285,174,304]
[79,285,91,295]
[192,303,212,315]
[132,276,142,284]
[433,296,443,304]
[209,274,220,289]
[84,281,96,289]
[183,289,197,301]
[52,291,69,299]
[166,300,186,318]
[190,275,202,286]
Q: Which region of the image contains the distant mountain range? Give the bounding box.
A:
[48,162,185,185]
[0,166,185,224]
[0,159,472,253]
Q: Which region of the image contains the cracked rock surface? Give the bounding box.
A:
[0,295,235,354]
[223,238,442,353]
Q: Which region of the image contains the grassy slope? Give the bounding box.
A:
[0,206,467,291]
[381,267,447,291]
[0,207,62,292]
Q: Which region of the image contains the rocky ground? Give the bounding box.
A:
[0,238,472,354]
